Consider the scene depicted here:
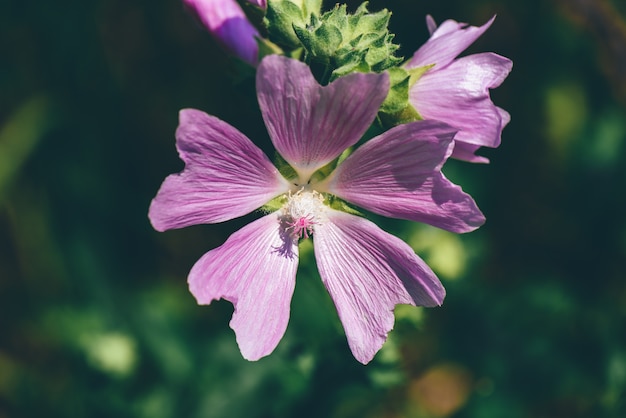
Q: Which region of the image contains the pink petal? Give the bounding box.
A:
[188,213,299,361]
[425,15,437,35]
[318,121,485,233]
[451,142,490,163]
[184,0,260,65]
[149,109,289,231]
[407,15,495,69]
[410,53,512,149]
[257,55,389,179]
[313,209,445,364]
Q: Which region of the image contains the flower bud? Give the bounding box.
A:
[183,0,262,65]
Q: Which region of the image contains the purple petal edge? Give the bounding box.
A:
[410,52,512,150]
[314,210,445,364]
[149,109,289,231]
[407,15,496,70]
[257,55,389,179]
[320,121,486,233]
[188,213,299,361]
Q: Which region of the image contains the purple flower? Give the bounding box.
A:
[149,55,485,364]
[183,0,265,66]
[405,16,512,163]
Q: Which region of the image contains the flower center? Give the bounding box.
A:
[280,189,327,240]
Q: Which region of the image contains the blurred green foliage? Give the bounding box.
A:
[1,0,626,417]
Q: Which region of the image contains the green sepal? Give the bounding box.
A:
[378,64,435,126]
[259,153,294,213]
[293,18,343,61]
[265,0,322,49]
[380,67,410,114]
[298,0,323,15]
[407,63,435,87]
[308,160,337,185]
[379,105,422,127]
[327,195,363,217]
[335,146,353,167]
[273,152,298,182]
[330,4,402,80]
[348,2,388,32]
[378,66,421,126]
[260,194,288,213]
[292,2,403,84]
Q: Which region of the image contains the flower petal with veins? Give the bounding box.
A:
[188,213,299,361]
[314,209,445,364]
[405,16,512,162]
[257,55,389,179]
[149,109,290,231]
[319,120,485,233]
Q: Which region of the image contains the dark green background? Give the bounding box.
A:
[1,0,625,417]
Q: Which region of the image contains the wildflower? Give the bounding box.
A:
[183,0,265,65]
[149,55,484,364]
[405,16,512,162]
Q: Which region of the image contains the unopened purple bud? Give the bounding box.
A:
[183,0,260,65]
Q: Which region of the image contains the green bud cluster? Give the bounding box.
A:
[265,0,324,49]
[263,0,432,127]
[266,2,401,82]
[295,3,402,83]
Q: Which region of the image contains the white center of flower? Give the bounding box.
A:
[280,189,327,239]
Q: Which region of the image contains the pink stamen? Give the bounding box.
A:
[287,215,316,239]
